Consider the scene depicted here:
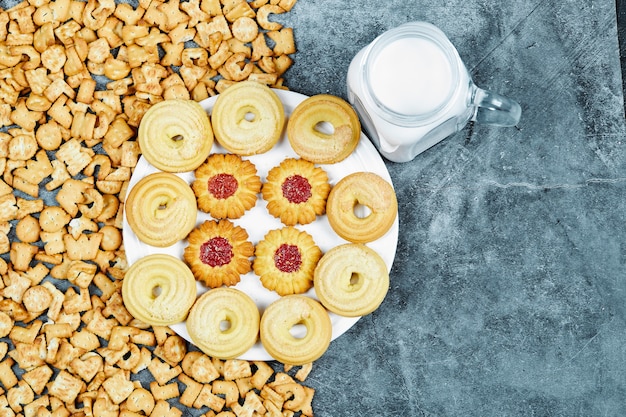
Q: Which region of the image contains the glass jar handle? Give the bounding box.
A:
[471,85,522,127]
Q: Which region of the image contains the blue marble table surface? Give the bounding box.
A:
[1,0,625,416]
[283,1,626,416]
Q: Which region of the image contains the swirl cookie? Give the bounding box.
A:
[253,227,322,296]
[186,288,260,359]
[287,94,361,164]
[184,219,254,288]
[122,254,197,326]
[125,172,197,247]
[314,244,389,317]
[262,158,330,226]
[326,171,397,243]
[192,153,261,219]
[138,99,213,172]
[211,81,285,155]
[260,295,332,365]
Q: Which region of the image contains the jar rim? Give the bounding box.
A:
[362,22,462,127]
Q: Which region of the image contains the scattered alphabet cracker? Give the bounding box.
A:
[0,0,318,415]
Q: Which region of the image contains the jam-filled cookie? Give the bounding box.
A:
[253,226,322,296]
[192,153,261,219]
[184,219,254,288]
[262,158,330,226]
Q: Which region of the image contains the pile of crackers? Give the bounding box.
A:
[0,0,318,415]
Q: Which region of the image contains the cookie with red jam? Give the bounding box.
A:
[184,220,254,288]
[192,153,261,219]
[262,158,330,226]
[253,226,322,296]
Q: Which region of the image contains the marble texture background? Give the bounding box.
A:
[280,0,626,416]
[1,0,623,415]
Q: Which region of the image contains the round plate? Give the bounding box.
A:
[122,89,399,361]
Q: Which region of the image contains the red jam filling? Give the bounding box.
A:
[281,175,312,204]
[274,244,302,273]
[200,237,233,267]
[208,173,238,199]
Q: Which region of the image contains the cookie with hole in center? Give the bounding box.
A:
[211,81,285,155]
[314,243,389,317]
[138,99,213,172]
[186,287,260,359]
[122,254,197,326]
[125,172,197,247]
[287,94,360,164]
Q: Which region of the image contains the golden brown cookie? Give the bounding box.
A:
[186,287,260,359]
[262,158,330,226]
[138,99,213,172]
[314,243,389,317]
[125,172,197,247]
[326,171,397,243]
[260,295,331,365]
[287,94,360,164]
[253,227,322,296]
[122,254,197,326]
[211,81,285,155]
[183,219,254,288]
[192,153,261,219]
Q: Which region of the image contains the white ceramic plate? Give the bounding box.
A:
[122,89,399,361]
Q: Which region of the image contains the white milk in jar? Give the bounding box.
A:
[347,22,521,162]
[369,37,454,117]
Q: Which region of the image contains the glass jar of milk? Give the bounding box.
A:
[347,21,521,162]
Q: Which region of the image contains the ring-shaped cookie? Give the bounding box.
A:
[260,295,331,365]
[138,99,213,172]
[186,288,260,359]
[126,172,197,247]
[326,172,397,243]
[211,81,285,155]
[122,254,197,326]
[287,94,361,164]
[314,244,389,317]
